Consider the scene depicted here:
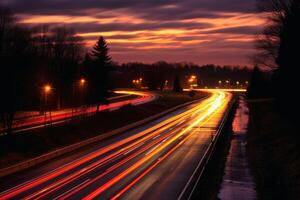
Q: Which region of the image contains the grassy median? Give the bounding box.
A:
[0,91,206,169]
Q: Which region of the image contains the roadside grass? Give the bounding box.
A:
[247,101,300,200]
[0,91,206,169]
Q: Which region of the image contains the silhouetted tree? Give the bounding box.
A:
[50,26,83,109]
[0,7,35,134]
[173,74,182,92]
[256,0,300,114]
[247,66,271,98]
[90,36,112,113]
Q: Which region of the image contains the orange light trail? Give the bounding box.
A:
[83,91,229,199]
[0,90,232,200]
[24,94,219,199]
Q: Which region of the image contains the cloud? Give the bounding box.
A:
[204,26,261,35]
[1,0,263,65]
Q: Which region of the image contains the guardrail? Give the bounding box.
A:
[0,96,208,178]
[178,96,237,200]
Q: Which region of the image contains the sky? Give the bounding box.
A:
[1,0,266,66]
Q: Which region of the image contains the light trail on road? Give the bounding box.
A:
[0,89,232,200]
[0,90,156,134]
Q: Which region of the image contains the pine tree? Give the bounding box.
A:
[90,36,112,112]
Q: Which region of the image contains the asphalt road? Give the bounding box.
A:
[0,90,232,200]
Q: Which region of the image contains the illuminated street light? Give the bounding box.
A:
[218,80,222,84]
[44,85,51,93]
[80,78,86,85]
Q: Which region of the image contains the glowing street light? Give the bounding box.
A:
[44,85,51,93]
[42,84,52,117]
[188,75,197,88]
[80,78,86,85]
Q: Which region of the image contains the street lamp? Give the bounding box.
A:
[80,78,86,85]
[188,75,197,89]
[236,81,240,88]
[44,85,51,93]
[43,84,52,125]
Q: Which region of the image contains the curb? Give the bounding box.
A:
[0,96,207,178]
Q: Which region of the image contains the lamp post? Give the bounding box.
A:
[44,85,51,108]
[43,84,52,126]
[188,75,197,89]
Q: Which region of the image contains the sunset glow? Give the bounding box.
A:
[3,0,265,65]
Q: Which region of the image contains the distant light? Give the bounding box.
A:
[236,81,240,85]
[191,75,196,79]
[218,80,222,84]
[44,85,51,93]
[80,78,86,84]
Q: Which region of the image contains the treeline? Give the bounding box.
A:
[0,7,112,131]
[113,62,251,90]
[0,6,252,131]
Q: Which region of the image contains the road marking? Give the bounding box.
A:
[123,142,145,155]
[145,144,161,156]
[53,179,90,200]
[152,134,161,140]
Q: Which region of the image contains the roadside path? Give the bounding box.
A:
[218,97,256,200]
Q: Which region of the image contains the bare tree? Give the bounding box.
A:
[255,0,300,115]
[254,0,300,70]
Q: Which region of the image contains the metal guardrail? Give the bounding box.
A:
[178,97,236,200]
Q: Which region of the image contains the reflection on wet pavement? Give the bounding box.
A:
[218,96,256,200]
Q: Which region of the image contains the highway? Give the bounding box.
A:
[0,89,232,200]
[0,90,156,134]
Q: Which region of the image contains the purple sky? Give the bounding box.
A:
[1,0,266,66]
